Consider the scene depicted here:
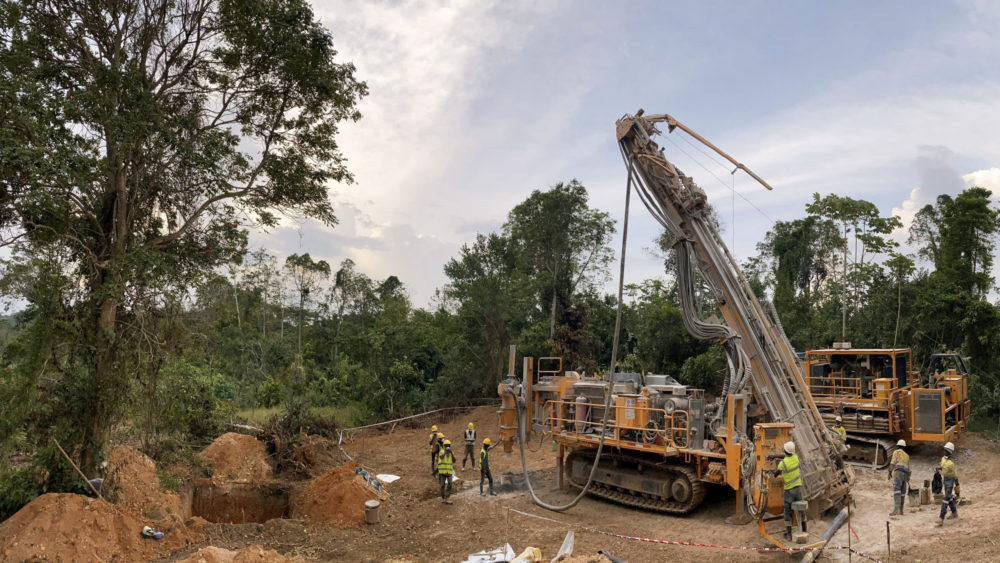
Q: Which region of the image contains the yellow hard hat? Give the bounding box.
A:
[468,422,474,429]
[436,432,444,439]
[483,438,491,445]
[431,425,438,432]
[443,439,451,446]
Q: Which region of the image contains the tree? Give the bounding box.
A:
[754,216,841,349]
[805,194,902,340]
[284,253,330,353]
[443,233,531,391]
[504,180,615,342]
[0,0,366,472]
[937,188,999,296]
[322,259,369,368]
[885,253,915,348]
[908,200,944,269]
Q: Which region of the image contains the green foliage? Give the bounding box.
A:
[0,466,46,521]
[678,345,727,394]
[141,359,237,444]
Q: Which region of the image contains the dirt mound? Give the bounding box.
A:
[105,444,185,525]
[200,433,274,484]
[290,463,377,528]
[181,545,302,563]
[0,493,153,561]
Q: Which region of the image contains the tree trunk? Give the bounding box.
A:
[893,277,902,348]
[81,294,118,475]
[841,223,848,340]
[549,286,557,340]
[233,283,241,329]
[297,291,304,353]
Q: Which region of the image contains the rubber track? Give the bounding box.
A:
[566,451,707,514]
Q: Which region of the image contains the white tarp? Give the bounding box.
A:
[375,473,400,483]
[464,543,516,563]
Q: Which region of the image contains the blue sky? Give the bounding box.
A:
[257,0,1000,307]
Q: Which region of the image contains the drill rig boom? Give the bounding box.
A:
[616,111,850,507]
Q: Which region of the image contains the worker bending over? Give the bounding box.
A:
[831,416,847,441]
[888,439,909,516]
[480,438,497,496]
[463,422,477,470]
[428,425,439,475]
[437,440,456,504]
[777,441,804,541]
[937,441,959,526]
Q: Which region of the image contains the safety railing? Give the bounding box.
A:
[807,374,862,398]
[541,399,689,449]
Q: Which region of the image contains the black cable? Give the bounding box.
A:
[507,156,635,512]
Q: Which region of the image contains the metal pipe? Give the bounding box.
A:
[799,507,849,563]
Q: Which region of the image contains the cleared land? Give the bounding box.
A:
[2,405,999,562]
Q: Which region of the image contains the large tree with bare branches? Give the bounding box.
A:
[0,0,365,472]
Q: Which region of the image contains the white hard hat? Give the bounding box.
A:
[897,439,906,447]
[944,442,955,452]
[835,416,842,423]
[784,441,796,454]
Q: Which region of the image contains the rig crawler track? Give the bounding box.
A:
[566,450,707,513]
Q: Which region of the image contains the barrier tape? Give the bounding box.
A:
[507,508,882,562]
[336,404,495,445]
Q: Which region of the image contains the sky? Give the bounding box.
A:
[255,0,1000,308]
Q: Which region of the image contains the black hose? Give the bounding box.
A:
[506,158,634,512]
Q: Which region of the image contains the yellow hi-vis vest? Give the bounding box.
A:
[891,449,910,470]
[940,456,957,478]
[833,425,847,440]
[778,453,802,490]
[437,450,455,475]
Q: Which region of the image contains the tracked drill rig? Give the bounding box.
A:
[498,111,853,547]
[804,347,970,466]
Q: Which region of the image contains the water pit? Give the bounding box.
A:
[189,480,291,524]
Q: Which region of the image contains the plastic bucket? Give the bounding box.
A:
[364,499,381,524]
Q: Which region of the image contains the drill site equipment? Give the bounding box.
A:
[498,110,854,549]
[803,348,970,466]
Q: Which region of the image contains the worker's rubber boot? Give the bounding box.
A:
[937,518,944,527]
[783,526,792,540]
[801,521,807,533]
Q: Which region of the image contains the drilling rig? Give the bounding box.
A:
[498,111,854,547]
[804,347,970,465]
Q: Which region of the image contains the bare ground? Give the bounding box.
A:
[6,405,1000,562]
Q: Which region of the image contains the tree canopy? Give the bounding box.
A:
[0,0,366,473]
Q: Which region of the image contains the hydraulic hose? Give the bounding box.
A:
[507,158,635,512]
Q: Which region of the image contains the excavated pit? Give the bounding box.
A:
[189,479,291,524]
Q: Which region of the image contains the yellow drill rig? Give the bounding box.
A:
[498,111,854,548]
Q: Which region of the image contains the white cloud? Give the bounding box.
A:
[964,168,1000,192]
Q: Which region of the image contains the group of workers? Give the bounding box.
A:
[427,422,497,504]
[830,415,961,525]
[888,438,960,526]
[775,419,962,541]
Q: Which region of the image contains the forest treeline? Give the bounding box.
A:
[4,183,1000,439]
